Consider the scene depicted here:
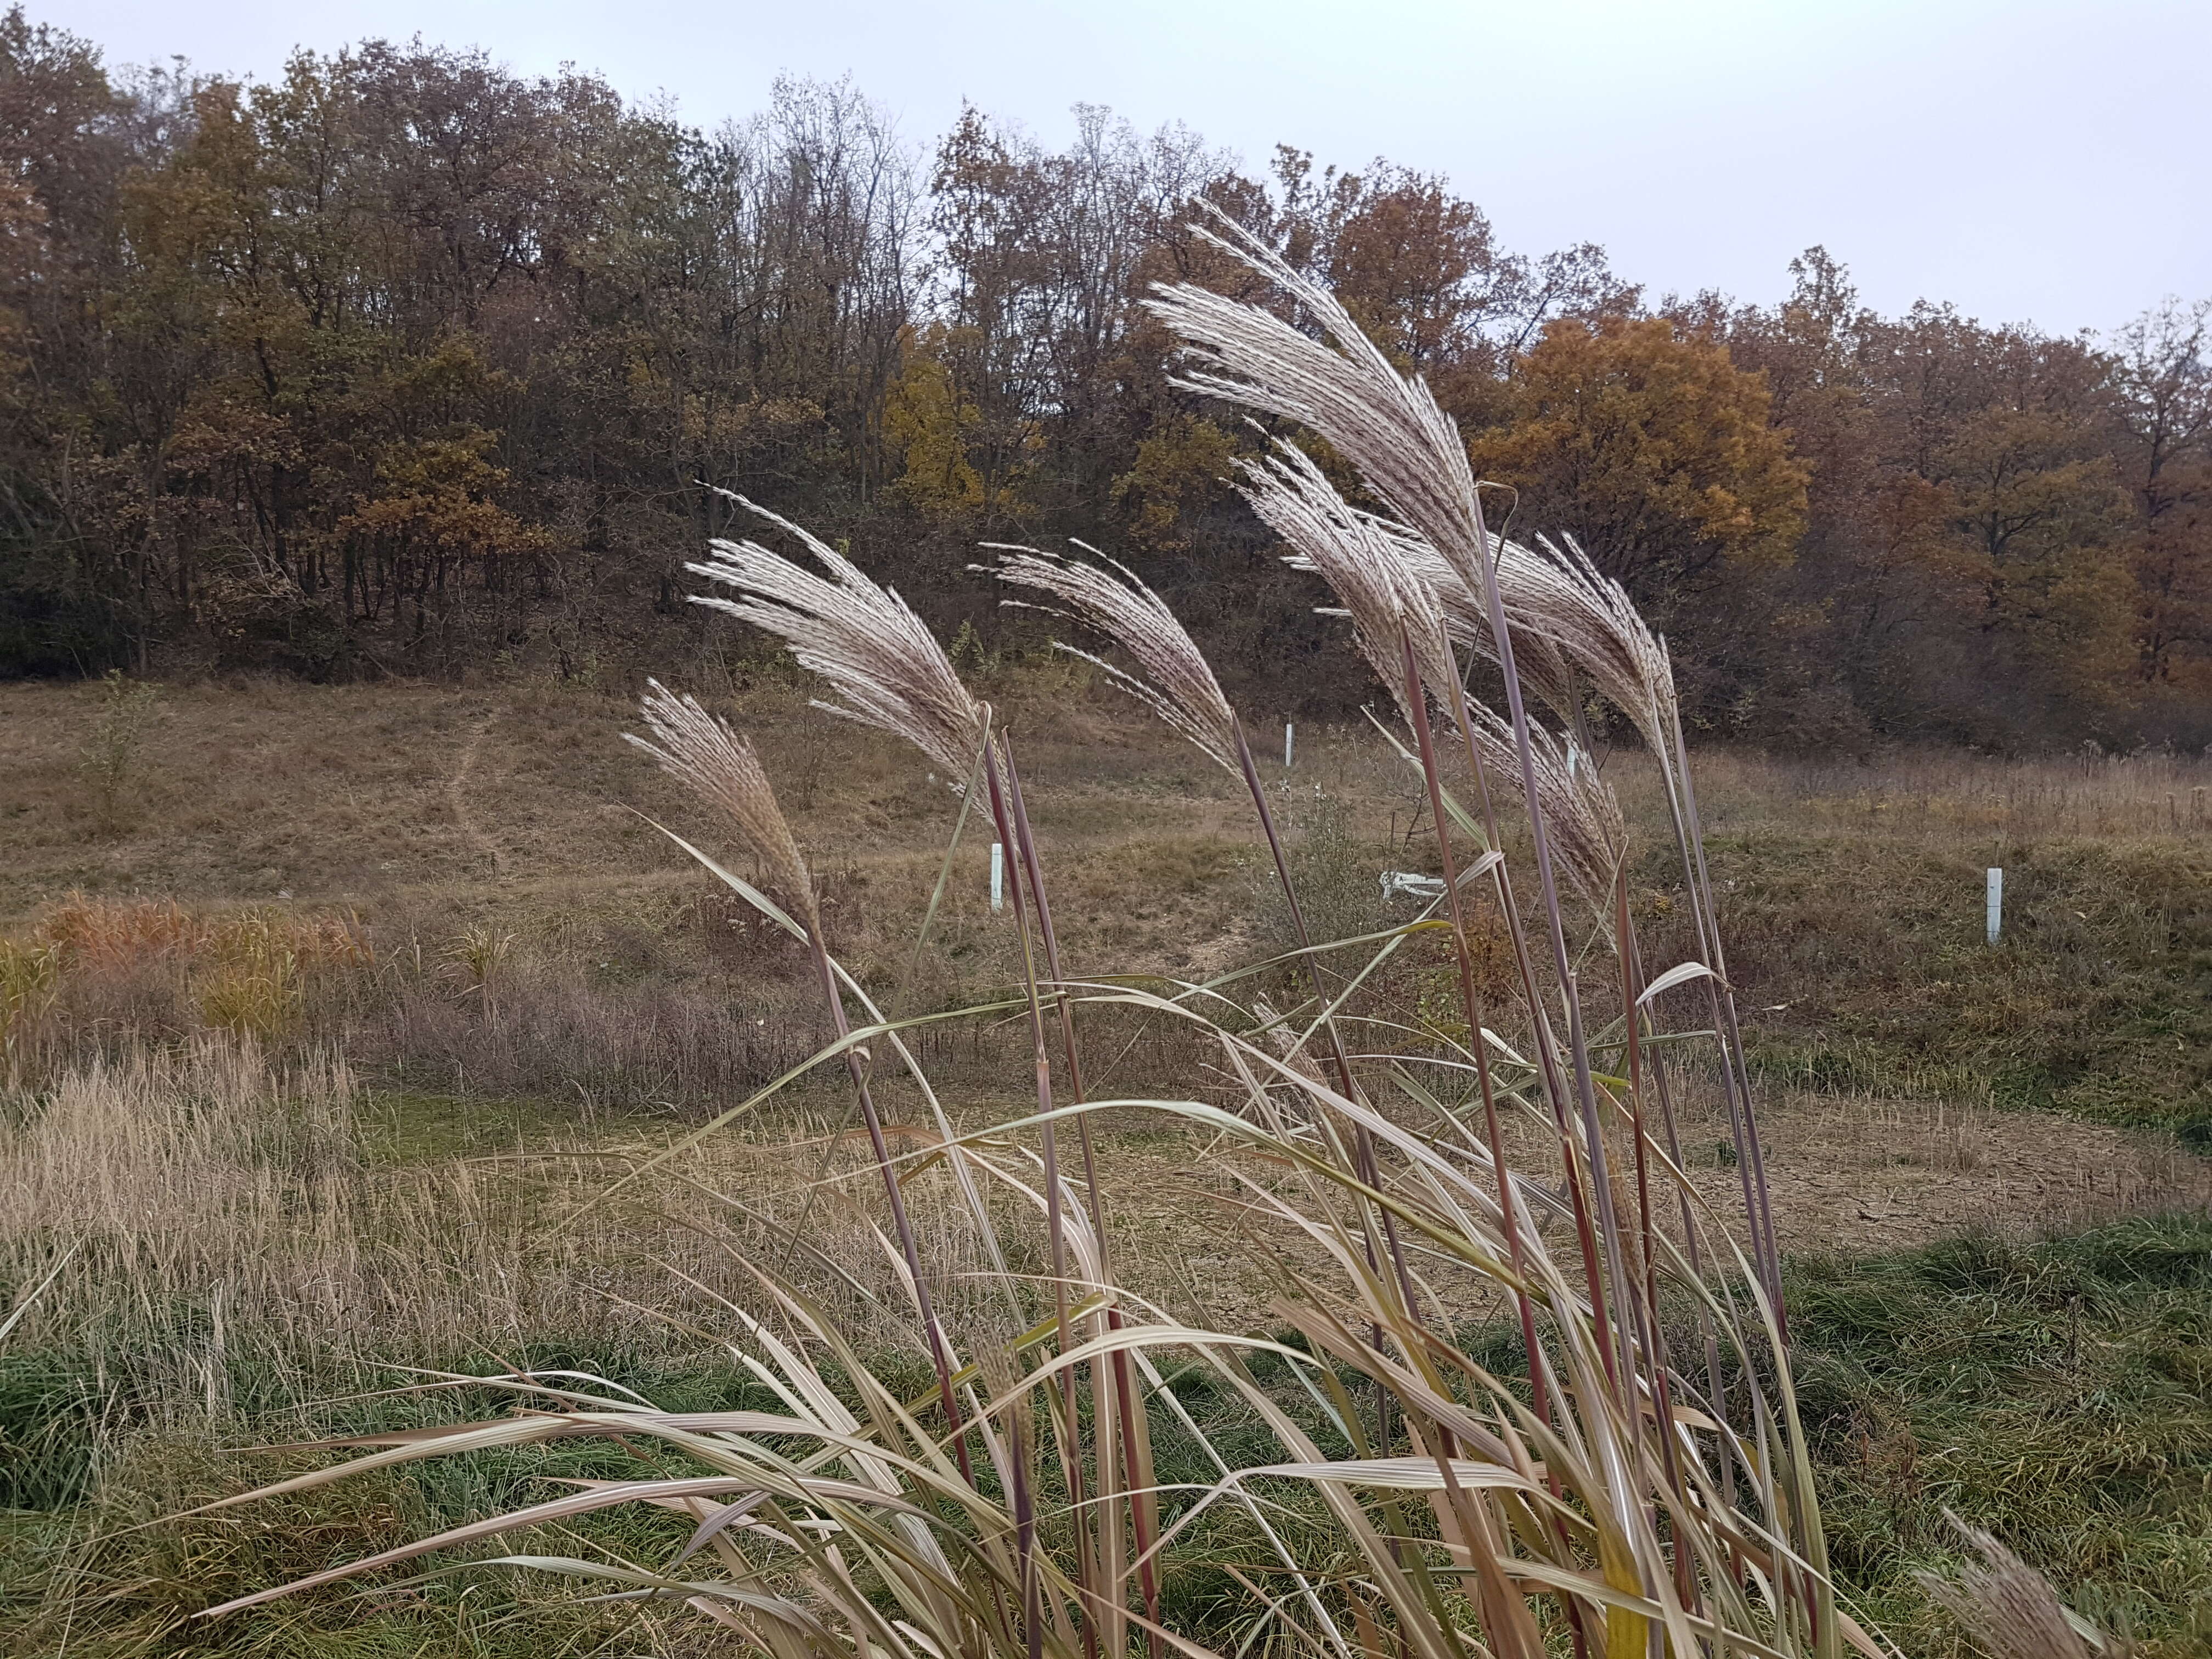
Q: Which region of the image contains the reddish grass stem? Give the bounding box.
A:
[1228,714,1421,1413]
[975,745,1100,1658]
[998,737,1163,1659]
[1394,637,1547,1415]
[1455,494,1640,1401]
[802,927,970,1482]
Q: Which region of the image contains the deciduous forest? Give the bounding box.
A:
[1,6,2205,750]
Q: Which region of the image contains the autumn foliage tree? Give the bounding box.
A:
[2111,298,2212,708]
[1466,315,1807,596]
[0,5,2204,747]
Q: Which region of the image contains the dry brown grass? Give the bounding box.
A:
[7,669,2207,1144]
[11,1029,2192,1396]
[0,673,1260,976]
[7,673,2204,918]
[0,1037,1049,1376]
[7,702,2203,1656]
[1625,743,2212,846]
[1670,1084,2211,1254]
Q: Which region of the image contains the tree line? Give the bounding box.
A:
[1,7,2204,749]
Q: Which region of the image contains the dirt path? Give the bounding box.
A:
[1689,1088,2209,1257]
[692,1090,2209,1335]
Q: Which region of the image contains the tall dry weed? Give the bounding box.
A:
[167,222,1884,1659]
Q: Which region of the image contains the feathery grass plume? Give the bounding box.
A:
[1431,528,1672,755]
[687,491,990,777]
[1143,217,1671,842]
[684,501,1136,1600]
[1242,437,1629,911]
[1389,523,1674,752]
[1312,486,1734,1271]
[1463,701,1626,917]
[981,541,1239,774]
[625,679,820,935]
[1152,210,1814,1592]
[1528,532,1677,745]
[1143,214,1494,599]
[1242,432,1629,1431]
[1415,512,1782,1323]
[1297,514,1580,720]
[1920,1516,2106,1659]
[984,528,1439,1401]
[1235,441,1459,730]
[1145,211,1661,1093]
[625,678,974,1475]
[1279,500,1677,757]
[1164,226,1770,1309]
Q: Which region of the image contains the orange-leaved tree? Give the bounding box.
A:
[1467,314,1808,605]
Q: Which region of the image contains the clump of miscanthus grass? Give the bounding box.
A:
[176,211,2106,1659]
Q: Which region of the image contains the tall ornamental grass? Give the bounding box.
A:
[191,221,1889,1659]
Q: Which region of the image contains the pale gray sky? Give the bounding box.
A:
[40,0,2211,336]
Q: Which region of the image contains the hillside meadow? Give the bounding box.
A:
[3,667,2210,1657]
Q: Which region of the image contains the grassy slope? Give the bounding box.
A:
[0,1345,772,1656]
[5,677,2212,1655]
[1734,835,2212,1138]
[1626,758,2212,1143]
[8,674,2209,1138]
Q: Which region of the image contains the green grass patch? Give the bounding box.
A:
[353,1087,649,1164]
[0,1339,773,1656]
[1654,831,2212,1141]
[14,1216,2212,1656]
[1791,1211,2212,1657]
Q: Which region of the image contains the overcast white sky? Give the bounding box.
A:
[38,0,2210,336]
